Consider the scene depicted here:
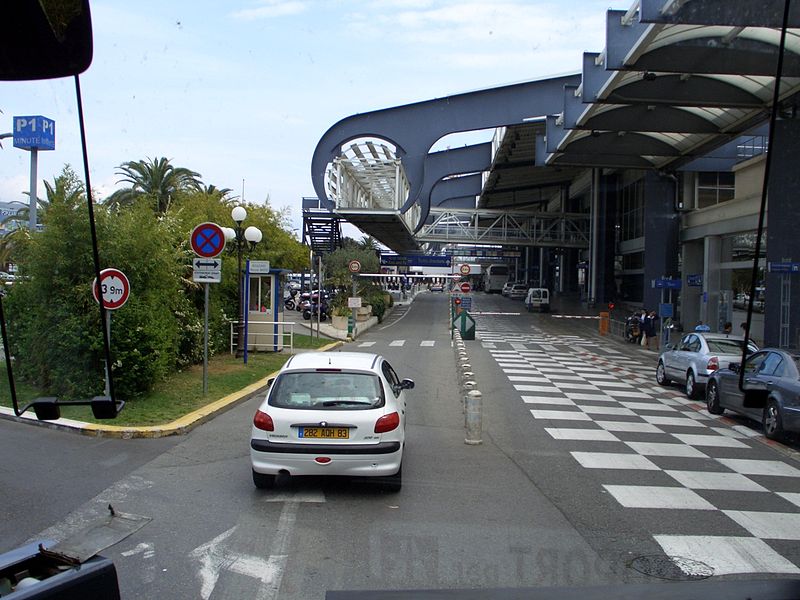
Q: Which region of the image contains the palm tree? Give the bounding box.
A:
[106,157,202,213]
[359,235,381,257]
[201,184,234,200]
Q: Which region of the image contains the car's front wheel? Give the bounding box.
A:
[763,400,784,441]
[706,380,724,415]
[685,371,698,399]
[252,470,276,489]
[656,361,671,386]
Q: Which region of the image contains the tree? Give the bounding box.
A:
[106,157,202,213]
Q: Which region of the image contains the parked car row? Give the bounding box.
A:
[656,332,800,441]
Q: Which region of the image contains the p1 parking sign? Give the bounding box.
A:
[13,115,55,150]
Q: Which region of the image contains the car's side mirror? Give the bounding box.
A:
[267,378,275,388]
[664,343,673,351]
[1,0,93,81]
[728,363,741,374]
[399,378,415,391]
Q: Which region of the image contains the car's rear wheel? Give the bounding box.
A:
[656,361,671,386]
[706,380,724,415]
[685,371,698,399]
[252,470,276,489]
[382,464,402,492]
[763,400,784,441]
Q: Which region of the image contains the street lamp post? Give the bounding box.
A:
[223,206,262,358]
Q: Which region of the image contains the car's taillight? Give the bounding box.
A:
[253,410,274,431]
[707,356,719,372]
[375,412,400,433]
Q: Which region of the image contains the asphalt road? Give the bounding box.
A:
[3,291,800,598]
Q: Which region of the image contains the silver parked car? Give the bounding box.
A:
[509,283,528,299]
[706,349,800,440]
[656,332,758,399]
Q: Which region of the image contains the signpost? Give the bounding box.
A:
[459,264,471,276]
[348,260,361,338]
[190,223,225,394]
[92,268,130,397]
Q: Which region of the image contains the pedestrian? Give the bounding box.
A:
[644,310,659,351]
[722,321,732,334]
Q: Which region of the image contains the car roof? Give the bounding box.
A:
[282,351,381,372]
[696,333,746,341]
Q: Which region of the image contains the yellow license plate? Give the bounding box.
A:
[300,427,349,439]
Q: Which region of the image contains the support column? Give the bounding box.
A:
[596,172,619,304]
[642,172,680,311]
[765,119,800,348]
[702,236,722,330]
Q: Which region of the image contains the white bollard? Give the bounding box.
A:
[460,371,475,386]
[465,390,482,445]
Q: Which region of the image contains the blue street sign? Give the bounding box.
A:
[768,262,800,273]
[659,303,673,318]
[13,115,55,150]
[380,254,451,267]
[687,274,703,287]
[653,278,682,289]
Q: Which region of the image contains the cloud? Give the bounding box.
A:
[231,1,308,20]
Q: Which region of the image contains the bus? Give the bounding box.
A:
[483,264,509,293]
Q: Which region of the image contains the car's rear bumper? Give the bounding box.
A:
[250,440,402,477]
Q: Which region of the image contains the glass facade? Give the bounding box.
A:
[696,171,735,208]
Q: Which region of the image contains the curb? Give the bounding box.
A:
[0,340,344,439]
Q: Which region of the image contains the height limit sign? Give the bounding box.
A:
[92,268,130,310]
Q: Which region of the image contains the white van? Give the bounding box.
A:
[525,288,550,312]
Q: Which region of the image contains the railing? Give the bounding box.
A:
[418,209,590,248]
[229,320,295,355]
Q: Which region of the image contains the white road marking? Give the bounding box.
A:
[358,341,376,347]
[570,452,660,470]
[777,492,800,508]
[665,471,768,492]
[522,396,576,406]
[619,401,676,412]
[420,340,435,347]
[596,421,664,433]
[530,410,592,421]
[671,433,750,448]
[624,441,707,458]
[579,405,637,416]
[641,415,707,428]
[508,376,551,383]
[654,535,800,575]
[603,485,716,510]
[716,459,800,477]
[389,340,406,347]
[515,385,560,393]
[545,428,619,441]
[564,392,615,402]
[189,501,300,600]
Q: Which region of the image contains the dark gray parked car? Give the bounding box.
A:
[706,349,800,440]
[656,332,758,399]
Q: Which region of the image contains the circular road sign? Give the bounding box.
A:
[460,282,472,293]
[92,268,130,310]
[348,259,361,273]
[190,222,225,258]
[459,263,471,276]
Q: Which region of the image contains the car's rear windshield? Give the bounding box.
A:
[269,371,384,410]
[706,339,748,354]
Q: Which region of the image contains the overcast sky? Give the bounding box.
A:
[1,0,612,235]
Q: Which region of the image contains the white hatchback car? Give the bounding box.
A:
[250,352,414,491]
